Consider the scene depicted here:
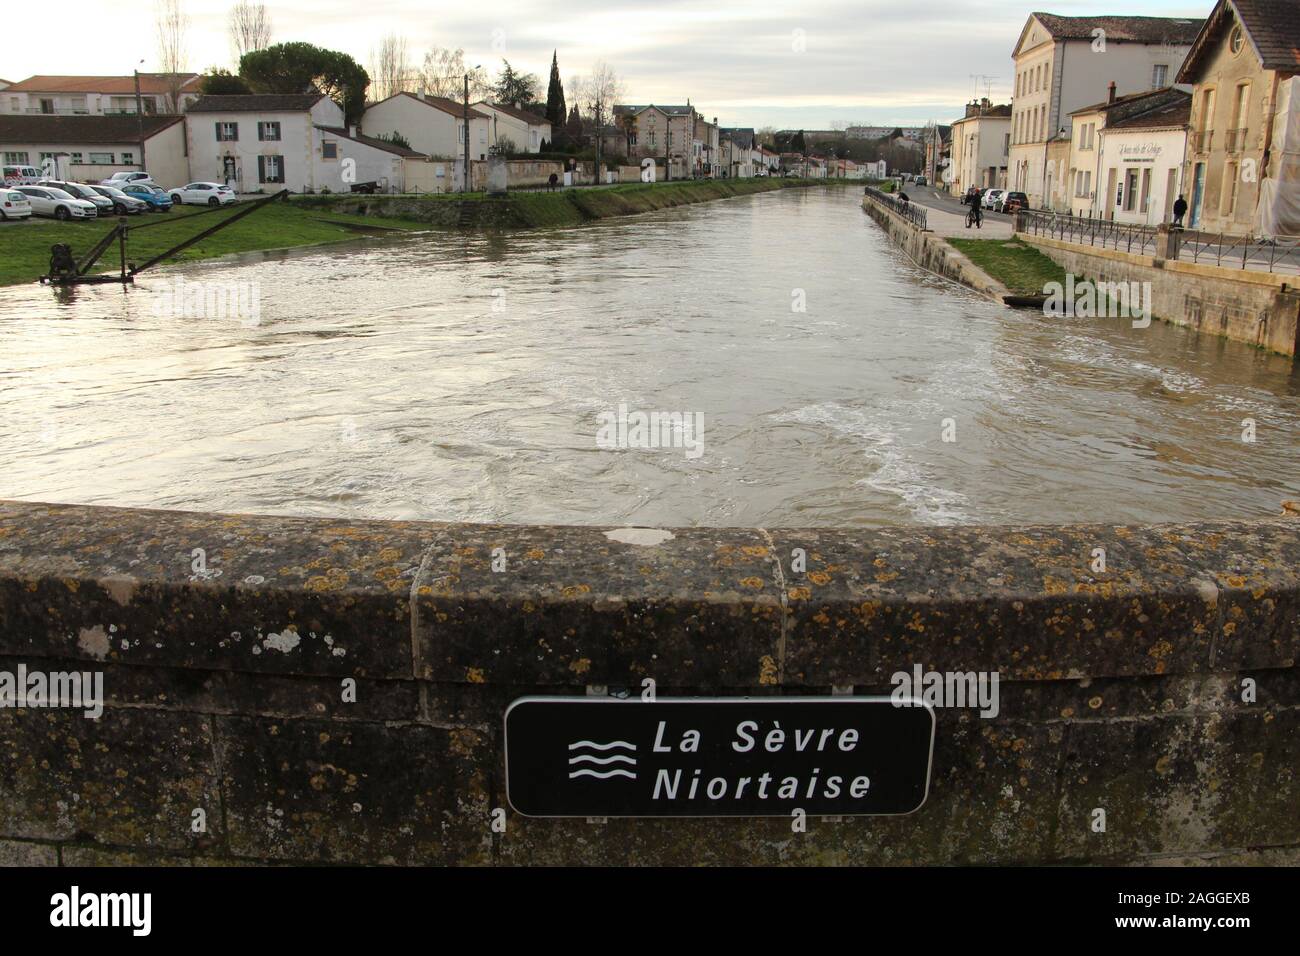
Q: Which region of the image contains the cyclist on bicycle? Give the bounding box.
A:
[966,189,983,227]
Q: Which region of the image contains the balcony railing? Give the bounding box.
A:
[1224,128,1249,152]
[864,186,928,230]
[1192,129,1214,153]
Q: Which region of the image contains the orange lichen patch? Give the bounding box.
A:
[374,566,399,581]
[568,658,592,675]
[741,546,769,557]
[304,569,350,592]
[1042,576,1070,595]
[1222,574,1247,588]
[377,548,401,563]
[526,549,545,560]
[1087,695,1103,710]
[874,571,899,583]
[560,584,592,597]
[788,586,811,601]
[1223,622,1237,636]
[873,558,888,568]
[63,579,80,593]
[466,667,485,683]
[739,577,765,589]
[813,610,830,625]
[758,655,778,686]
[808,571,831,585]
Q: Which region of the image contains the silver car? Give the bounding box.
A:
[38,180,114,216]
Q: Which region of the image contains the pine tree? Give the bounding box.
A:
[545,51,566,131]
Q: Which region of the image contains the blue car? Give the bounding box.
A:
[120,182,173,212]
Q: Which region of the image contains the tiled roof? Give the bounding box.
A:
[0,113,184,144]
[1105,94,1193,130]
[3,73,202,95]
[369,92,490,120]
[315,126,426,158]
[1032,13,1205,43]
[474,101,550,125]
[615,104,696,117]
[1178,0,1300,79]
[1069,86,1187,116]
[188,94,326,113]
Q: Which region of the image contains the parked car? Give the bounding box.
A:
[982,189,1006,210]
[101,171,155,187]
[87,184,149,215]
[998,191,1029,213]
[0,189,33,220]
[3,165,43,185]
[119,182,173,211]
[914,176,928,186]
[169,182,237,206]
[38,181,114,217]
[13,185,98,220]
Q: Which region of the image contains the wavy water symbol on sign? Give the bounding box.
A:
[567,739,637,780]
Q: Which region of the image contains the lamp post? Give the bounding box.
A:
[462,66,480,193]
[133,59,147,172]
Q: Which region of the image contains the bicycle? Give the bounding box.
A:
[966,207,982,229]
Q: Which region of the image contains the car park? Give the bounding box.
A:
[168,182,237,206]
[38,181,114,217]
[0,189,33,220]
[3,165,43,185]
[87,184,149,215]
[119,182,173,211]
[982,189,1006,210]
[13,185,98,220]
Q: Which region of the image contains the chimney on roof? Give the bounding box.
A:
[349,125,358,138]
[1107,81,1117,104]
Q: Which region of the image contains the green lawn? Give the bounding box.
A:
[945,237,1067,295]
[0,201,428,288]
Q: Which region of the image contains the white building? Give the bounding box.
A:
[471,102,551,153]
[1009,13,1202,207]
[947,101,1012,194]
[186,94,424,194]
[2,74,202,116]
[0,114,189,186]
[363,92,492,165]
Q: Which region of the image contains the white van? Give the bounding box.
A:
[2,165,42,185]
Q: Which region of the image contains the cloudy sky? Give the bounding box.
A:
[10,0,1207,129]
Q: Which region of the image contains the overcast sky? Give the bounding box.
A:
[9,0,1207,129]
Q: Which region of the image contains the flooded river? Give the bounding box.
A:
[2,187,1298,527]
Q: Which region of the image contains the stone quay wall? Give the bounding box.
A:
[0,500,1297,865]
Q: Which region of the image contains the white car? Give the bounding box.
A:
[169,182,237,206]
[101,171,155,187]
[0,189,33,220]
[13,185,98,220]
[982,189,1006,210]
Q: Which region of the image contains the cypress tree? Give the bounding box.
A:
[545,51,566,131]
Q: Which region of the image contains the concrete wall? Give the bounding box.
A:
[861,193,1009,298]
[1021,230,1300,356]
[2,500,1295,865]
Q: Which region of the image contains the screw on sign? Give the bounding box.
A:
[505,696,934,818]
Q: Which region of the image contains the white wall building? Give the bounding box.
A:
[186,94,424,194]
[1009,13,1202,207]
[2,74,202,116]
[0,114,189,186]
[947,102,1012,194]
[363,92,492,165]
[471,102,551,153]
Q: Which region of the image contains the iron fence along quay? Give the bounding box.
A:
[865,186,927,230]
[1015,208,1300,274]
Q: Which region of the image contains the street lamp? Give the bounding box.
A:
[133,59,147,172]
[463,65,480,193]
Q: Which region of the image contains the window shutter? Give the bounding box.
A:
[257,156,266,182]
[257,123,264,142]
[215,122,222,141]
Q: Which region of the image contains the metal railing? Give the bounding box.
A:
[1016,208,1160,256]
[1016,208,1300,273]
[1192,129,1214,152]
[1224,128,1249,152]
[863,186,927,230]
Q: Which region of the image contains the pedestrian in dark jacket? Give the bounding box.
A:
[1172,195,1188,227]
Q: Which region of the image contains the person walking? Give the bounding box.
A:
[1172,194,1188,228]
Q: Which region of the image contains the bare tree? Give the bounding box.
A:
[572,61,624,123]
[370,33,411,102]
[229,1,272,63]
[155,0,190,112]
[416,47,489,101]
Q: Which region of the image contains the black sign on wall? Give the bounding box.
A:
[504,696,935,818]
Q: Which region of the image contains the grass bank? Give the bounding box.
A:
[0,202,427,288]
[296,178,854,229]
[945,237,1067,295]
[0,179,856,287]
